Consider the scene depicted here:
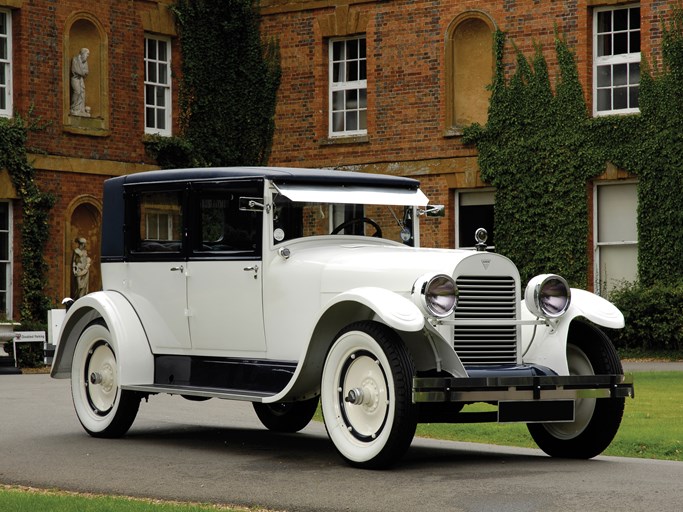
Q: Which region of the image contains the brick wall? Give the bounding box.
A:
[12,0,179,162]
[260,0,672,252]
[6,0,177,315]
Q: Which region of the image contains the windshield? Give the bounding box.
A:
[272,195,417,246]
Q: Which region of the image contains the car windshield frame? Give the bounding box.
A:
[270,183,423,246]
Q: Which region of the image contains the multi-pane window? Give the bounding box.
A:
[0,202,12,316]
[0,9,12,117]
[329,37,367,137]
[133,191,183,253]
[144,35,171,135]
[594,182,638,297]
[594,5,640,116]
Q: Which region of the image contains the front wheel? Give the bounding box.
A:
[527,320,625,458]
[71,322,141,438]
[253,396,319,433]
[321,321,417,469]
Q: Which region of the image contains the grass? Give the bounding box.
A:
[416,371,683,461]
[0,485,271,512]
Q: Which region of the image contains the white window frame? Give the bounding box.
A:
[593,181,638,297]
[146,211,173,241]
[593,4,641,116]
[0,201,13,316]
[329,36,367,138]
[144,35,172,136]
[0,8,12,118]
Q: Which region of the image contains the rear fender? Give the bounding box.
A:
[50,291,153,386]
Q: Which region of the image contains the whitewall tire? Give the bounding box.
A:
[527,320,625,458]
[71,322,141,438]
[321,321,417,469]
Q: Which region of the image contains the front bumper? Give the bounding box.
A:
[413,373,634,423]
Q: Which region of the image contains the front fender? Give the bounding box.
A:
[50,291,153,386]
[521,289,624,375]
[322,287,425,332]
[263,287,425,403]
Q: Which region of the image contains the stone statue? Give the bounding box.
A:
[70,48,91,117]
[71,237,91,299]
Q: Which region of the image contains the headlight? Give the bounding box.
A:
[412,273,458,318]
[525,274,571,319]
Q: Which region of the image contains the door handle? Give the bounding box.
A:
[243,265,259,279]
[170,265,184,273]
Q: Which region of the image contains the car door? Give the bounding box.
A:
[186,181,267,356]
[124,186,191,352]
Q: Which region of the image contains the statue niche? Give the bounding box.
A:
[64,14,109,135]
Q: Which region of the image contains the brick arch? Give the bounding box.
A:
[318,5,370,38]
[64,196,102,300]
[445,11,497,134]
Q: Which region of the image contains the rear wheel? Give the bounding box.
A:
[253,397,319,433]
[527,320,625,458]
[321,321,417,469]
[71,322,141,438]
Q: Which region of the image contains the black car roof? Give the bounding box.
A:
[114,166,421,189]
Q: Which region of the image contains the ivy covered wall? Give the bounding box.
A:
[0,116,55,322]
[153,0,280,168]
[464,33,605,288]
[465,8,683,290]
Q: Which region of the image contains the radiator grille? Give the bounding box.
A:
[454,275,518,365]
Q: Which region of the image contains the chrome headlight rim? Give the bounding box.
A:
[525,274,571,319]
[412,273,458,318]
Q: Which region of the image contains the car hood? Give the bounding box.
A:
[276,238,518,295]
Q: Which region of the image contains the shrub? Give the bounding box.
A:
[608,282,683,351]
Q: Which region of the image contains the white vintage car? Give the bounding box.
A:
[51,167,633,468]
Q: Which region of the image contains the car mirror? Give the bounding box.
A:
[239,197,265,212]
[419,205,445,217]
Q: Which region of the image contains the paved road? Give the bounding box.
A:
[1,374,682,512]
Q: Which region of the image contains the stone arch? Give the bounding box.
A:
[446,11,496,133]
[63,11,109,135]
[64,196,102,299]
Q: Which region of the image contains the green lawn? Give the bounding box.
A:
[416,371,683,461]
[0,486,256,512]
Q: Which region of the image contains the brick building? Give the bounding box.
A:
[260,0,671,296]
[0,0,179,318]
[0,0,671,321]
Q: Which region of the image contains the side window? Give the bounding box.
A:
[595,182,638,296]
[593,4,640,116]
[192,184,263,257]
[144,35,172,135]
[130,190,184,254]
[0,201,12,316]
[329,36,367,137]
[0,8,12,118]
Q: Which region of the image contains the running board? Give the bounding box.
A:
[122,383,274,402]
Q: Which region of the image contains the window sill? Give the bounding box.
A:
[443,127,464,138]
[319,135,370,146]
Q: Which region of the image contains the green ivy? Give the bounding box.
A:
[465,8,683,291]
[616,7,683,286]
[0,115,56,323]
[464,33,603,288]
[159,0,281,168]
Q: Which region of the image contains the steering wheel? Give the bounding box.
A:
[331,217,383,238]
